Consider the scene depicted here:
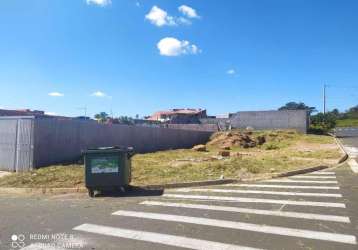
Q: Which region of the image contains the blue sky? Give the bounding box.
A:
[0,0,357,117]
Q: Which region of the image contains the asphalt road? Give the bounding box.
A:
[336,127,358,173]
[1,163,358,250]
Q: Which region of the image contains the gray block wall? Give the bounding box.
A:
[230,110,309,133]
[164,124,218,132]
[0,117,213,171]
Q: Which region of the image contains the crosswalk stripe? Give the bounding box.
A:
[348,159,358,173]
[344,147,358,157]
[172,188,342,197]
[73,223,261,250]
[141,201,351,223]
[307,172,335,175]
[290,176,337,179]
[162,194,346,207]
[263,179,338,184]
[227,184,340,190]
[112,210,357,245]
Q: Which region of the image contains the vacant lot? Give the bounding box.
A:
[0,130,342,188]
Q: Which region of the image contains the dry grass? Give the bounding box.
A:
[0,165,84,188]
[0,130,342,188]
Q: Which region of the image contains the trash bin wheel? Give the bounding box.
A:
[88,188,95,197]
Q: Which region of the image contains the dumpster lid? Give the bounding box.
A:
[83,146,134,154]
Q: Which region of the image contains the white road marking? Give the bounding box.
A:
[172,188,342,197]
[20,243,66,250]
[307,172,336,175]
[344,146,358,157]
[162,194,346,207]
[348,159,358,173]
[263,179,338,184]
[290,176,336,179]
[112,210,357,245]
[227,184,340,189]
[141,201,350,223]
[73,223,261,250]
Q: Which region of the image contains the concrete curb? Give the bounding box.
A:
[139,179,239,190]
[334,137,349,163]
[240,165,329,182]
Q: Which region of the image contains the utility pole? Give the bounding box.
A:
[110,108,113,119]
[77,106,87,117]
[323,84,327,114]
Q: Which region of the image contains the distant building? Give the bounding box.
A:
[0,109,45,117]
[215,113,235,119]
[74,116,92,120]
[0,108,85,121]
[147,108,207,124]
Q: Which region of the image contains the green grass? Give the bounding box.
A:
[0,130,342,188]
[336,118,358,127]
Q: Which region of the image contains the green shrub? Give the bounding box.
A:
[308,126,326,135]
[263,142,280,150]
[310,112,337,134]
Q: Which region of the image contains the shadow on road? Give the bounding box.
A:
[94,186,164,198]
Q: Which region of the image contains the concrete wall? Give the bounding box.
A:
[199,118,230,130]
[163,124,218,132]
[33,118,212,168]
[230,110,308,133]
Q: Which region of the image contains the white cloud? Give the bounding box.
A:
[226,69,236,75]
[91,91,106,97]
[177,17,191,25]
[45,112,57,116]
[86,0,111,7]
[91,91,112,99]
[157,37,201,56]
[145,6,176,27]
[48,92,64,97]
[178,5,200,19]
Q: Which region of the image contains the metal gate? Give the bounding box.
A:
[0,117,34,172]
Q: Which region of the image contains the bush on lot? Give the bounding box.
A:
[310,112,337,134]
[263,142,280,150]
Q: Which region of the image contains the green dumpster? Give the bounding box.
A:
[83,146,134,197]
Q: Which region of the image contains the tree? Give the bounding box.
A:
[331,108,340,116]
[94,112,109,123]
[343,105,358,119]
[348,105,358,113]
[310,112,337,133]
[117,116,135,125]
[278,102,317,114]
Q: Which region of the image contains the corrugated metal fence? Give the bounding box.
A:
[0,117,34,172]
